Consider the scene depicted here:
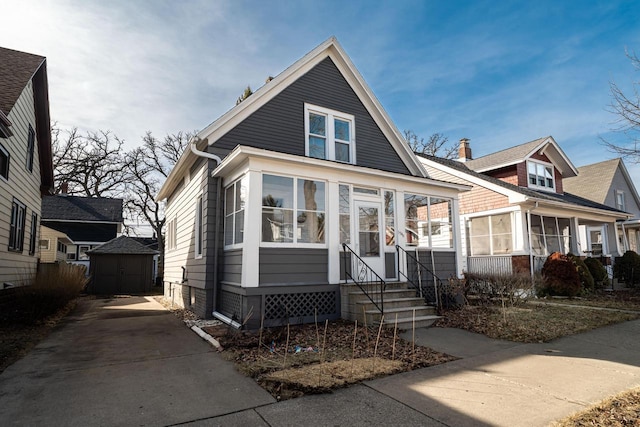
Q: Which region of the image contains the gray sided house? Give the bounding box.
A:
[0,46,54,287]
[41,195,124,270]
[157,37,469,328]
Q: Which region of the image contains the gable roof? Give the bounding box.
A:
[563,158,640,209]
[87,236,158,255]
[0,47,45,115]
[465,136,578,177]
[419,154,630,218]
[42,196,124,223]
[0,46,54,194]
[158,37,426,201]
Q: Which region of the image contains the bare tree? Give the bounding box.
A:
[603,50,640,161]
[52,126,130,197]
[403,130,457,159]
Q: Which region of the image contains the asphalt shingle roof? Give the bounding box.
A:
[563,158,620,205]
[42,196,124,222]
[421,154,626,215]
[87,236,158,255]
[0,47,45,115]
[465,137,548,171]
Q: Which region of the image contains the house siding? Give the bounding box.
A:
[222,249,242,285]
[608,168,640,217]
[210,57,411,175]
[0,80,42,286]
[259,248,328,285]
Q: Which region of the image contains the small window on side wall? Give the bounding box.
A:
[0,143,9,180]
[26,125,35,172]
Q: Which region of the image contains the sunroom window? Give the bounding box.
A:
[262,174,325,244]
[529,215,571,255]
[224,177,246,247]
[404,193,453,249]
[469,213,512,256]
[528,161,554,190]
[305,104,355,163]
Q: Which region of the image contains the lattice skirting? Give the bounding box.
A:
[218,287,340,328]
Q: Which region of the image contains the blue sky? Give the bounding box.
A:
[2,0,640,180]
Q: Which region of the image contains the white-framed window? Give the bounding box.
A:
[166,217,177,251]
[57,241,67,253]
[66,253,76,261]
[262,174,326,245]
[195,195,203,258]
[39,239,50,250]
[78,245,91,260]
[616,190,626,211]
[527,160,555,190]
[384,191,395,247]
[8,199,26,252]
[404,194,453,249]
[0,143,9,180]
[224,177,246,247]
[304,104,355,163]
[339,184,351,244]
[530,215,571,256]
[469,213,513,256]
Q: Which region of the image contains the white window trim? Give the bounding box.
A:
[469,213,514,256]
[167,217,177,251]
[195,195,203,258]
[39,239,50,250]
[404,193,455,250]
[616,190,626,211]
[223,177,246,250]
[527,159,556,192]
[304,103,356,164]
[260,173,328,248]
[0,142,9,181]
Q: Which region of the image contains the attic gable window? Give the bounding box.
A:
[527,160,554,190]
[305,104,355,164]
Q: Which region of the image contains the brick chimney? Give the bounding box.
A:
[458,138,472,162]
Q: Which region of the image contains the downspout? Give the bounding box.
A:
[526,209,534,280]
[189,138,222,317]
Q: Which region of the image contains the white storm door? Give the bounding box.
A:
[354,200,385,279]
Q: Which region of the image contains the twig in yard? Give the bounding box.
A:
[412,308,416,366]
[283,323,290,373]
[315,307,320,350]
[392,313,398,360]
[373,315,384,373]
[363,306,370,355]
[351,320,358,378]
[242,306,254,328]
[259,313,264,351]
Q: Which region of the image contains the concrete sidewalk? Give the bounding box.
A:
[1,297,639,426]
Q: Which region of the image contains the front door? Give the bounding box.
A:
[354,200,385,279]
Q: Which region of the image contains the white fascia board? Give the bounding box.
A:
[523,196,632,220]
[419,157,522,199]
[213,145,470,193]
[533,136,578,177]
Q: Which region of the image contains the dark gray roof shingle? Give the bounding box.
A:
[0,47,45,115]
[465,137,548,171]
[42,195,124,222]
[88,236,158,255]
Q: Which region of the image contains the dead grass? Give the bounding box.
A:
[552,387,640,426]
[436,303,640,342]
[205,319,457,400]
[540,291,640,311]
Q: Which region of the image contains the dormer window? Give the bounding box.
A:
[528,160,554,190]
[305,104,355,164]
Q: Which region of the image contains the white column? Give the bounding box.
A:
[452,198,464,278]
[242,170,261,287]
[327,180,340,284]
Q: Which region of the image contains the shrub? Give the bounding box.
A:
[583,257,610,288]
[614,251,640,287]
[566,253,595,293]
[463,272,534,307]
[540,252,582,297]
[14,263,88,324]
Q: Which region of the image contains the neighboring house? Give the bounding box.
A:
[564,158,640,253]
[156,37,469,327]
[419,137,632,277]
[0,47,54,287]
[41,195,124,270]
[39,225,73,263]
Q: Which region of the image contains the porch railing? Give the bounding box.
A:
[396,245,445,306]
[341,243,386,314]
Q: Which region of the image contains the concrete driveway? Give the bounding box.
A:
[2,296,640,426]
[0,296,275,426]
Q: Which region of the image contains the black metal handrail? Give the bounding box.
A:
[396,245,446,306]
[341,243,386,314]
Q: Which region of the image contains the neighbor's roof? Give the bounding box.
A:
[0,47,45,115]
[564,158,640,209]
[420,154,629,216]
[87,236,158,255]
[42,195,124,222]
[465,136,578,177]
